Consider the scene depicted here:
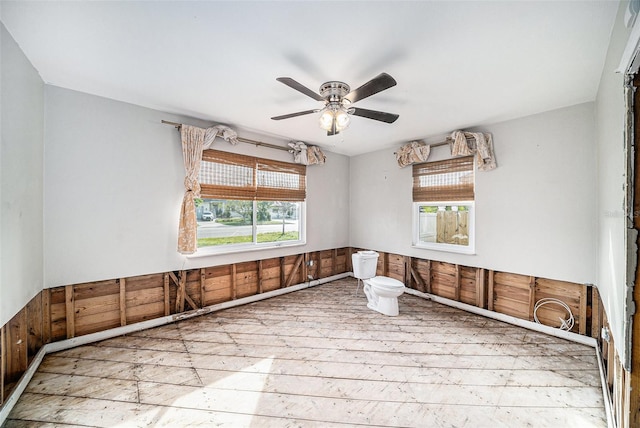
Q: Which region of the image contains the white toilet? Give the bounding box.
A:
[352,251,406,316]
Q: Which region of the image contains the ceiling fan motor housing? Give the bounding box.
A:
[319,81,350,103]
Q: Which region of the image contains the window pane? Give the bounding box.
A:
[418,205,470,246]
[256,201,301,243]
[196,199,302,248]
[196,199,253,247]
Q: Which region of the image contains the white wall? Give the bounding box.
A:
[595,1,632,368]
[44,86,349,288]
[0,22,44,326]
[350,102,597,284]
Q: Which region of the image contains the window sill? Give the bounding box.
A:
[186,240,307,259]
[412,244,476,255]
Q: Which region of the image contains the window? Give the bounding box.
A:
[412,156,475,254]
[195,150,306,253]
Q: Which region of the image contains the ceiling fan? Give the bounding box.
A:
[271,72,399,136]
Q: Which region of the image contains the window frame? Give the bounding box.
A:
[411,155,476,255]
[188,149,307,257]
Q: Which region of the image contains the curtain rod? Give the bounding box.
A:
[161,120,290,152]
[393,138,451,155]
[429,140,451,148]
[163,119,456,153]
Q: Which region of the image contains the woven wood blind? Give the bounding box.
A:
[256,158,306,201]
[199,149,306,201]
[413,156,474,202]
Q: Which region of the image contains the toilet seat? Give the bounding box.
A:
[369,276,405,289]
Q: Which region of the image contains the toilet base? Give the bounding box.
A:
[367,296,399,316]
[363,278,405,317]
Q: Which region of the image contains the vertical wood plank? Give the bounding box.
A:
[42,289,51,345]
[476,268,486,309]
[200,268,206,308]
[176,271,186,313]
[119,278,127,327]
[163,273,170,316]
[65,285,75,339]
[332,249,338,276]
[607,335,615,387]
[1,325,6,404]
[591,286,601,340]
[231,264,237,300]
[280,257,285,288]
[7,310,27,383]
[487,270,495,311]
[615,354,624,426]
[302,253,309,282]
[624,367,632,428]
[404,256,411,287]
[347,247,353,272]
[528,276,536,321]
[454,265,461,301]
[579,284,588,335]
[26,294,43,360]
[383,252,389,277]
[425,260,431,294]
[257,260,264,293]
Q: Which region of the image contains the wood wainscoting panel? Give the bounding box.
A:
[430,261,457,300]
[235,261,259,299]
[386,253,405,283]
[202,266,233,306]
[260,258,282,293]
[73,280,120,337]
[124,274,166,325]
[535,278,584,334]
[491,272,532,320]
[459,265,477,306]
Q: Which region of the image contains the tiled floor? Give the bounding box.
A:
[4,278,606,427]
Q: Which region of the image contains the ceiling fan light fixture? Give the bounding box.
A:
[335,109,350,128]
[319,104,351,132]
[319,108,335,130]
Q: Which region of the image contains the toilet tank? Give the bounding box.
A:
[352,251,379,279]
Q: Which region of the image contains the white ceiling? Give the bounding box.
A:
[1,1,619,156]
